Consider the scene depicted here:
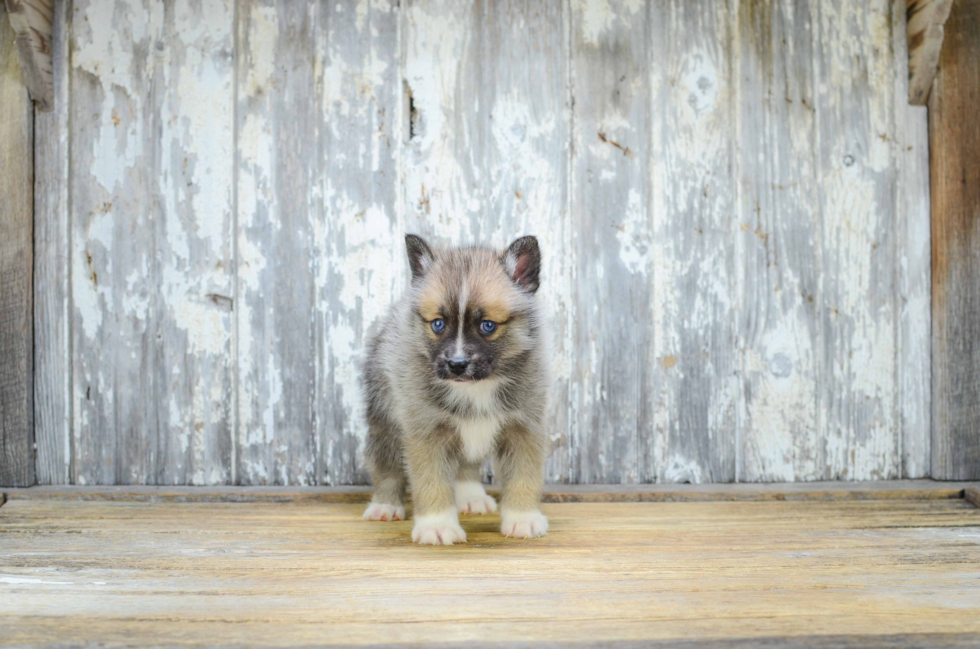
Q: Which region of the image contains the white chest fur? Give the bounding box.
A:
[447,380,503,462]
[457,417,500,462]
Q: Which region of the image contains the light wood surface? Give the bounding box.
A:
[32,0,69,485]
[1,495,979,647]
[32,0,932,487]
[929,0,980,481]
[4,479,977,503]
[0,0,34,488]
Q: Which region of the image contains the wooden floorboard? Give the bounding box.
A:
[1,491,979,647]
[3,479,976,504]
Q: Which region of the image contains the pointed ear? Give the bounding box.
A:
[405,234,435,280]
[503,236,541,293]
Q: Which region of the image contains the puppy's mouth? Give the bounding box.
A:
[434,364,490,383]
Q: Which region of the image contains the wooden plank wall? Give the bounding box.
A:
[929,0,980,480]
[0,1,35,487]
[29,0,931,486]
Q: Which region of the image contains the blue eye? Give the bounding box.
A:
[431,318,445,333]
[479,320,497,335]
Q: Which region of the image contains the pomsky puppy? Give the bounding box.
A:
[361,234,550,545]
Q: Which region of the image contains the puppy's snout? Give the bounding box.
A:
[447,358,469,376]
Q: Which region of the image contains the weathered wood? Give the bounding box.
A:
[3,0,53,110]
[894,0,932,479]
[736,0,822,481]
[567,0,652,483]
[32,0,68,484]
[236,0,318,485]
[0,2,34,488]
[649,0,738,483]
[906,0,954,105]
[966,487,980,508]
[929,0,980,481]
[70,0,235,484]
[313,0,401,486]
[2,498,980,646]
[3,480,975,504]
[816,0,901,480]
[33,0,934,486]
[482,0,571,483]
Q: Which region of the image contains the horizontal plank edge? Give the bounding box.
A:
[966,487,980,508]
[2,480,975,505]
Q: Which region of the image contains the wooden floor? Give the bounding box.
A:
[2,483,980,648]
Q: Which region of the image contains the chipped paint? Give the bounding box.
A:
[47,0,929,486]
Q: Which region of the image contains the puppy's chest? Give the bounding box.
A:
[456,417,501,462]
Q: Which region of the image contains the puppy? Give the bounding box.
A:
[361,234,550,545]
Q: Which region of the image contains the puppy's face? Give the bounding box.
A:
[406,235,541,383]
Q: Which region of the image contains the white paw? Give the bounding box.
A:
[412,508,467,545]
[362,502,405,522]
[501,509,549,539]
[455,481,497,515]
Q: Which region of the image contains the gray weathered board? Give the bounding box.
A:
[31,0,930,486]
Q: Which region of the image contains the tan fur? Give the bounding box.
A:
[361,236,550,544]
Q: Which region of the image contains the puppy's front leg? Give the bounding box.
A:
[496,423,549,539]
[405,426,466,545]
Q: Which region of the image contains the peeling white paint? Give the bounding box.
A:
[53,0,928,487]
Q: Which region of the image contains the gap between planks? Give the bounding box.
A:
[2,480,977,506]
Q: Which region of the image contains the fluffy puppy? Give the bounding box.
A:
[361,234,550,545]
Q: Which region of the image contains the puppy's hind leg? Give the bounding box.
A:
[363,422,407,522]
[455,460,497,515]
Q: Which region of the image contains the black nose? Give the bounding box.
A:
[447,359,469,376]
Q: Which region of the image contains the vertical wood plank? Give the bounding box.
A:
[236,0,317,485]
[71,0,235,484]
[33,0,69,484]
[399,0,487,482]
[736,0,822,482]
[400,0,485,242]
[649,0,738,483]
[400,0,571,483]
[0,1,35,487]
[893,0,931,479]
[313,0,401,486]
[929,0,980,480]
[567,0,651,484]
[815,0,900,480]
[483,0,571,482]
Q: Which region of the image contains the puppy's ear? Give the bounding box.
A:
[503,236,541,293]
[405,234,435,280]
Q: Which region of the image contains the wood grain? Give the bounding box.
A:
[906,0,954,105]
[736,0,822,482]
[0,1,34,488]
[3,480,975,503]
[70,0,235,485]
[893,0,932,479]
[815,0,901,480]
[650,0,738,483]
[31,0,933,486]
[929,0,980,481]
[1,497,979,646]
[235,0,318,485]
[32,0,68,484]
[2,0,53,110]
[313,0,401,486]
[569,0,652,483]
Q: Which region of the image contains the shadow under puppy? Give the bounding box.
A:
[361,234,550,545]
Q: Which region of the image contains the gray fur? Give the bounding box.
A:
[361,235,551,542]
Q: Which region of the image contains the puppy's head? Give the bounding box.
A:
[405,234,541,383]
